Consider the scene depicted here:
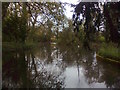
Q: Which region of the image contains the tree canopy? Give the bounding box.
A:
[2,2,66,43]
[73,1,120,44]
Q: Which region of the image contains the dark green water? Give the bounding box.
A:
[2,44,120,88]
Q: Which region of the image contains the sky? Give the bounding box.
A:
[60,0,120,19]
[60,0,79,19]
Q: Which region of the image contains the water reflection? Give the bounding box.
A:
[2,44,120,88]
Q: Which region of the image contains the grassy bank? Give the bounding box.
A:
[98,43,120,62]
[2,42,38,51]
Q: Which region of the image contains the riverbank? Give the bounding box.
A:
[97,43,120,63]
[2,42,55,51]
[2,42,36,51]
[96,54,120,64]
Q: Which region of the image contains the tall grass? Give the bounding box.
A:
[98,43,120,61]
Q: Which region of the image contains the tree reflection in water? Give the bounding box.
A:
[2,44,120,88]
[3,44,66,88]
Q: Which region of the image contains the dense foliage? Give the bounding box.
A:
[2,1,120,60]
[73,2,120,47]
[2,2,66,43]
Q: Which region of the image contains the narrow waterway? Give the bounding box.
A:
[2,44,120,88]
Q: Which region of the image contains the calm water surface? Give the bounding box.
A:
[2,44,120,88]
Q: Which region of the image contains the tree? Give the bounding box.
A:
[103,2,120,43]
[2,2,66,43]
[72,1,120,48]
[73,2,101,49]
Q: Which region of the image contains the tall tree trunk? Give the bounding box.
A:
[104,4,119,43]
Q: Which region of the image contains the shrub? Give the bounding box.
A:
[98,35,105,43]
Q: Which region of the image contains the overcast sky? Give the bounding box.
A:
[60,0,79,19]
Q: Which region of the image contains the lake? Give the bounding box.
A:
[2,43,120,88]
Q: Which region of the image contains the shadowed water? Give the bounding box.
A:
[2,44,120,88]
